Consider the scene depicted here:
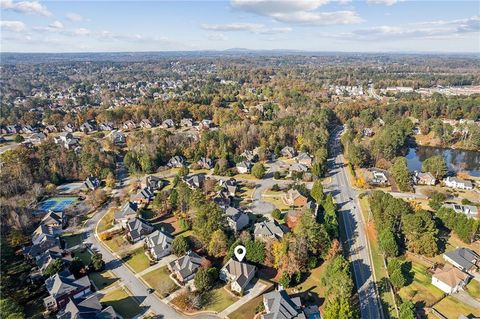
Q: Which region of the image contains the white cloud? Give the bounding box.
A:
[367,0,398,6]
[207,33,228,41]
[230,0,362,25]
[49,21,64,29]
[201,22,291,34]
[336,16,480,40]
[0,0,51,16]
[0,20,26,32]
[65,12,85,22]
[74,28,90,36]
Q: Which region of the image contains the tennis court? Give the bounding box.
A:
[37,196,78,213]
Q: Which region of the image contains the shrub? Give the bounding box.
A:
[272,209,282,220]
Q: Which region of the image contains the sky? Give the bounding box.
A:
[0,0,479,53]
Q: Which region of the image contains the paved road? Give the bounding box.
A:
[326,126,382,319]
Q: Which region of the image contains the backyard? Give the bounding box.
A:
[103,233,129,252]
[229,292,265,319]
[431,296,480,319]
[141,266,178,298]
[203,285,239,313]
[61,233,84,248]
[100,287,144,319]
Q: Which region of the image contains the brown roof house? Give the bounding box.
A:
[282,189,308,207]
[431,264,470,294]
[43,271,91,311]
[168,251,206,284]
[220,259,256,294]
[414,171,436,186]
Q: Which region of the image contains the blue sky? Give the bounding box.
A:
[1,0,479,52]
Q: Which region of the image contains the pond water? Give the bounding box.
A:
[405,146,480,177]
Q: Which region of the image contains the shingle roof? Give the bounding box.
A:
[263,290,306,319]
[254,221,286,239]
[45,272,90,298]
[432,265,469,288]
[169,251,204,279]
[444,248,480,270]
[222,259,256,290]
[114,202,138,219]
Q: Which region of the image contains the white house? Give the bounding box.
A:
[145,230,173,260]
[431,265,470,294]
[443,177,474,190]
[225,207,249,232]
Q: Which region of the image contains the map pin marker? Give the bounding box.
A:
[234,245,246,262]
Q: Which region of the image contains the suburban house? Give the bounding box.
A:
[197,157,214,169]
[132,187,155,204]
[24,236,61,260]
[99,123,114,131]
[54,132,80,150]
[146,175,165,190]
[363,127,374,137]
[220,258,256,294]
[36,249,72,275]
[110,130,126,145]
[168,251,205,283]
[213,191,231,208]
[219,178,237,197]
[289,163,309,176]
[443,248,480,273]
[122,120,137,131]
[282,189,308,207]
[43,271,92,311]
[253,220,286,241]
[32,224,60,246]
[443,177,474,190]
[64,123,76,133]
[184,174,205,189]
[413,171,436,186]
[280,146,297,158]
[240,150,257,162]
[236,161,253,174]
[431,264,470,294]
[84,176,100,191]
[140,118,156,129]
[295,152,313,167]
[262,289,307,319]
[443,204,478,219]
[168,156,186,168]
[161,119,175,128]
[369,169,389,185]
[180,118,194,127]
[58,295,118,319]
[125,218,154,243]
[80,121,97,134]
[197,119,213,130]
[41,211,67,229]
[225,206,249,232]
[145,229,173,260]
[114,201,138,226]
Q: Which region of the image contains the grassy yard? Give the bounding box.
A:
[103,234,129,252]
[73,249,92,264]
[124,248,150,273]
[261,193,290,211]
[290,264,325,310]
[141,266,178,298]
[431,296,480,319]
[229,292,265,319]
[398,258,444,307]
[100,287,143,319]
[204,285,239,312]
[98,208,115,233]
[233,173,258,181]
[90,270,119,290]
[465,280,480,299]
[61,233,84,248]
[141,209,157,220]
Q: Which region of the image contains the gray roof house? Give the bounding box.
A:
[168,251,205,283]
[132,187,155,204]
[114,202,138,226]
[220,259,256,294]
[145,230,173,260]
[58,295,118,319]
[44,271,91,311]
[443,204,478,219]
[280,146,297,159]
[219,178,237,197]
[262,289,307,319]
[161,119,175,128]
[84,176,100,191]
[444,177,474,190]
[168,156,186,168]
[213,191,231,208]
[180,118,194,127]
[197,157,214,169]
[32,224,60,246]
[126,218,154,243]
[41,211,67,229]
[295,152,313,167]
[225,207,249,232]
[184,174,205,189]
[236,161,253,174]
[23,236,61,260]
[110,130,125,145]
[443,248,480,273]
[254,221,287,241]
[146,175,165,190]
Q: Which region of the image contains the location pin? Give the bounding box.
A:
[234,245,246,262]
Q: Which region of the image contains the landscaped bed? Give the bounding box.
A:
[141,266,178,298]
[100,287,143,319]
[124,248,150,273]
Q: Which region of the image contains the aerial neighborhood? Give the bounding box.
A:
[1,51,479,319]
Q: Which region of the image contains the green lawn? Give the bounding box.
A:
[124,248,151,273]
[98,208,115,233]
[233,173,258,181]
[262,194,290,211]
[465,280,480,299]
[229,293,264,319]
[204,285,239,312]
[291,264,324,309]
[73,249,92,264]
[141,209,157,220]
[398,259,444,307]
[62,233,84,248]
[104,234,129,252]
[141,266,178,298]
[431,296,480,319]
[90,270,119,290]
[100,288,143,319]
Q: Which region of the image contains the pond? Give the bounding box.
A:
[406,146,480,177]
